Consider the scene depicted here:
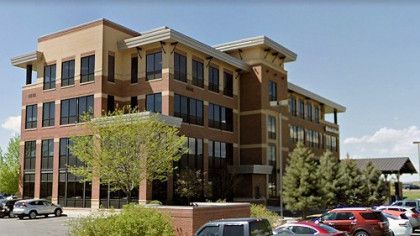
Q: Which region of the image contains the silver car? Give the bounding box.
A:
[12,199,63,220]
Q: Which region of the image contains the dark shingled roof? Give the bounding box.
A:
[353,157,417,174]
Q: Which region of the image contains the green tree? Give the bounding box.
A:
[0,136,20,195]
[335,158,367,207]
[363,161,388,206]
[318,150,339,210]
[283,142,321,218]
[175,168,212,205]
[69,108,188,201]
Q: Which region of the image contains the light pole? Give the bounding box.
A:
[413,141,420,181]
[270,99,288,218]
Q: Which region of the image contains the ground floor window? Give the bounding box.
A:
[23,173,35,199]
[58,172,91,208]
[99,183,138,209]
[267,145,277,198]
[40,173,53,200]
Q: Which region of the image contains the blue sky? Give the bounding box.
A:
[1,1,419,180]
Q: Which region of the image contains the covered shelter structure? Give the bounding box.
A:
[354,157,417,200]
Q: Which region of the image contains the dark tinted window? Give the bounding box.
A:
[43,64,56,90]
[406,201,417,207]
[192,59,204,87]
[269,80,277,102]
[146,93,162,113]
[146,52,162,80]
[174,94,203,125]
[108,55,115,82]
[335,212,355,220]
[81,55,95,83]
[223,225,243,236]
[131,56,138,83]
[62,60,75,86]
[360,212,386,221]
[197,226,219,236]
[291,226,317,235]
[249,220,272,236]
[24,141,36,170]
[41,139,54,170]
[131,97,138,110]
[208,66,219,92]
[107,95,115,113]
[223,71,233,97]
[42,102,55,127]
[174,52,187,82]
[208,103,233,131]
[61,96,94,124]
[322,212,336,221]
[25,104,37,129]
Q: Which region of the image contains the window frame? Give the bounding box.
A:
[25,104,38,129]
[269,80,277,102]
[192,59,204,87]
[42,101,55,127]
[208,66,219,93]
[60,95,94,125]
[146,93,162,113]
[108,55,115,82]
[80,55,95,83]
[41,139,54,170]
[223,71,233,97]
[146,51,162,81]
[131,56,138,83]
[174,52,187,82]
[43,64,56,90]
[61,60,75,86]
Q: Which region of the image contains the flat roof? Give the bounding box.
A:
[214,35,297,63]
[119,27,249,71]
[288,82,346,113]
[38,18,140,43]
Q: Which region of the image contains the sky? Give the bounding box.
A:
[0,1,419,181]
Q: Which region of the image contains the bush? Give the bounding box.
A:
[250,204,282,227]
[69,204,174,236]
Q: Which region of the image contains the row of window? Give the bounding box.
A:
[25,95,94,129]
[43,55,95,90]
[289,96,321,123]
[289,125,338,152]
[267,145,277,198]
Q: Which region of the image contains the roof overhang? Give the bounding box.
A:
[214,36,297,63]
[228,164,273,175]
[288,82,346,113]
[119,27,249,72]
[11,51,42,69]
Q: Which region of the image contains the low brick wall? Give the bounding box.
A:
[156,202,251,236]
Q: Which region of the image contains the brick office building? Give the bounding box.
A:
[11,19,345,208]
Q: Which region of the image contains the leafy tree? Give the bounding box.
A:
[335,158,367,207]
[69,108,188,201]
[317,150,339,210]
[175,168,212,205]
[283,142,321,218]
[363,161,389,206]
[0,136,20,195]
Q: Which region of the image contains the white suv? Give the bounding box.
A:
[12,199,63,220]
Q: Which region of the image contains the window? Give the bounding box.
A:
[289,125,299,143]
[59,172,92,208]
[208,104,233,131]
[23,174,35,199]
[197,226,219,236]
[223,225,243,236]
[269,80,277,102]
[335,212,355,220]
[131,56,138,83]
[223,71,233,97]
[40,173,53,199]
[291,226,317,235]
[41,139,54,170]
[60,138,82,169]
[61,95,94,125]
[307,103,313,121]
[298,100,305,119]
[179,137,203,170]
[174,94,203,125]
[268,145,277,198]
[24,141,36,171]
[192,59,204,87]
[62,60,75,86]
[208,140,233,171]
[107,95,115,113]
[108,55,115,82]
[268,116,276,139]
[298,127,304,143]
[131,96,138,110]
[249,220,272,236]
[314,106,320,123]
[174,52,187,82]
[289,96,297,116]
[26,104,37,129]
[42,102,55,127]
[146,93,162,113]
[43,64,56,90]
[146,52,162,80]
[208,66,219,92]
[80,55,95,83]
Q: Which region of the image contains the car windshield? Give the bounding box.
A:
[406,202,417,207]
[249,220,272,236]
[318,223,339,233]
[383,213,398,220]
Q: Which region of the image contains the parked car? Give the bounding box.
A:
[319,207,390,236]
[391,199,420,211]
[274,221,348,235]
[382,212,411,236]
[0,199,20,218]
[376,206,420,230]
[195,218,273,236]
[12,199,63,220]
[403,184,420,190]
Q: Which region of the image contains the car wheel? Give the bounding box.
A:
[0,214,4,219]
[18,215,24,220]
[354,230,369,236]
[44,214,48,218]
[8,212,14,218]
[28,211,37,219]
[54,209,62,217]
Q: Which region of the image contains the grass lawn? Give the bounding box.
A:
[403,189,420,199]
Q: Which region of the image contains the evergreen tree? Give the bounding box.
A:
[335,158,367,207]
[318,150,339,210]
[363,161,388,206]
[283,142,321,218]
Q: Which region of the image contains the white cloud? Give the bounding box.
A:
[1,116,21,134]
[342,126,420,182]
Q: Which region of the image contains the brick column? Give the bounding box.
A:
[34,140,42,199]
[51,138,60,204]
[18,142,25,198]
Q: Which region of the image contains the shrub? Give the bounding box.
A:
[250,204,281,227]
[69,204,174,236]
[148,200,163,205]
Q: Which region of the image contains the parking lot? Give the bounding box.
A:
[0,216,71,236]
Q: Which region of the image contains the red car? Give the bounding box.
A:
[319,208,390,236]
[274,221,348,235]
